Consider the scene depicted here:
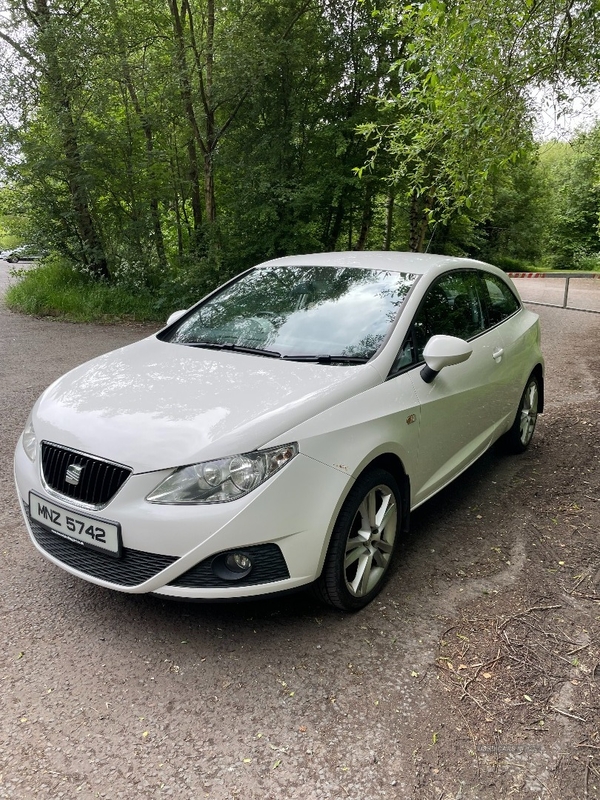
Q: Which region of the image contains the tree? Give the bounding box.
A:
[218,0,402,267]
[0,0,111,277]
[358,0,600,252]
[540,128,600,268]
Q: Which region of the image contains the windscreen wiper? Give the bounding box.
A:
[282,354,370,364]
[185,341,282,358]
[185,342,368,364]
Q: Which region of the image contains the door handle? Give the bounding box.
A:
[493,347,504,362]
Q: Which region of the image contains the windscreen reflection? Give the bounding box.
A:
[168,266,417,361]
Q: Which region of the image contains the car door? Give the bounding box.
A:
[398,270,508,506]
[477,270,529,419]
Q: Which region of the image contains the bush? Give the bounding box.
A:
[492,255,536,273]
[541,249,600,272]
[572,252,600,272]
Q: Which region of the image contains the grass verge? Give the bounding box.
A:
[4,259,165,323]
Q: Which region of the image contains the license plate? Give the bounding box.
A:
[29,492,122,556]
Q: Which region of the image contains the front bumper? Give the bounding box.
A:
[15,439,351,599]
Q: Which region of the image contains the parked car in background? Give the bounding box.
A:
[15,252,544,610]
[1,245,43,262]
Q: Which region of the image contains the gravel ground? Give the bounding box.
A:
[0,263,599,800]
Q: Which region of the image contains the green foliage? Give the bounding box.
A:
[0,183,35,249]
[4,250,244,322]
[5,257,163,322]
[359,0,599,251]
[569,253,600,271]
[0,0,396,284]
[467,152,550,266]
[357,1,535,248]
[538,130,600,269]
[492,256,537,273]
[218,0,396,262]
[0,229,20,250]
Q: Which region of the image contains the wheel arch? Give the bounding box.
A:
[315,449,411,579]
[312,454,411,609]
[531,363,544,412]
[361,453,411,535]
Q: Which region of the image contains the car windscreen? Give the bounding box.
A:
[163,265,417,362]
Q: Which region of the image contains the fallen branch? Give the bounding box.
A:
[569,574,589,594]
[566,643,590,656]
[550,706,587,723]
[570,593,600,601]
[498,604,562,631]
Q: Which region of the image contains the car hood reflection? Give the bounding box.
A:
[34,337,380,472]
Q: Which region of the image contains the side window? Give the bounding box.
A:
[480,273,521,325]
[389,270,487,375]
[390,338,415,373]
[413,271,486,359]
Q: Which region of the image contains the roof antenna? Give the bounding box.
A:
[425,221,439,253]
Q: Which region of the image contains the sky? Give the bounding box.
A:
[533,87,600,141]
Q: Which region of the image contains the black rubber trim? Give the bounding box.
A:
[169,543,290,588]
[26,505,177,586]
[26,504,290,590]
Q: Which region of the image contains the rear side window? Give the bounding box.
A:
[480,273,520,325]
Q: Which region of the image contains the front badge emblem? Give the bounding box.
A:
[65,464,84,486]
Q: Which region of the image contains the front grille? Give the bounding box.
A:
[41,442,131,506]
[169,543,290,588]
[26,507,177,586]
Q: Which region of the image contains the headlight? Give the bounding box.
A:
[22,414,37,461]
[146,443,298,504]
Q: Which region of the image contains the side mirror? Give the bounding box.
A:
[166,309,187,326]
[420,335,472,384]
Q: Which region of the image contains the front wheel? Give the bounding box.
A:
[314,469,402,611]
[501,373,540,454]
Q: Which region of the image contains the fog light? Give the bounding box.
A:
[225,553,252,573]
[212,550,254,581]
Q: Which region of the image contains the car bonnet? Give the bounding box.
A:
[32,336,381,473]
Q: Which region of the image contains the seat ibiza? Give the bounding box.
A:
[14,252,543,610]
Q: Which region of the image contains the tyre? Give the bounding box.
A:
[501,373,540,454]
[315,468,402,611]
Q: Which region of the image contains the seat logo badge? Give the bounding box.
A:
[65,464,84,486]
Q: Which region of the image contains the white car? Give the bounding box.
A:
[14,252,543,610]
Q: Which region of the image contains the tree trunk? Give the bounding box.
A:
[58,101,109,278]
[203,0,217,224]
[108,0,166,270]
[204,153,216,225]
[33,0,110,279]
[187,140,203,234]
[169,0,206,229]
[384,191,395,250]
[323,195,345,251]
[354,186,373,251]
[409,191,429,253]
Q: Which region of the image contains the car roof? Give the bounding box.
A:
[257,251,496,276]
